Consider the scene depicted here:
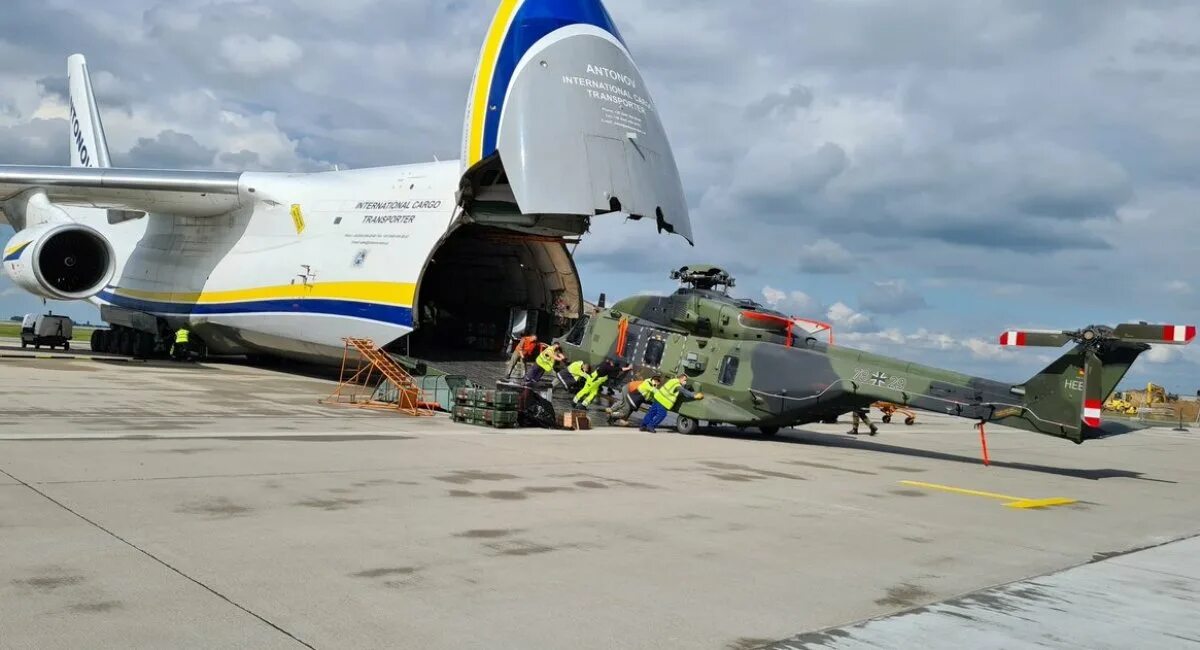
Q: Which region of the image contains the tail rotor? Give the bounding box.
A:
[1001,323,1194,433]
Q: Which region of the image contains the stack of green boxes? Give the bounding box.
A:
[452,387,520,429]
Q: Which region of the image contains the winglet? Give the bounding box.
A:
[66,54,112,168]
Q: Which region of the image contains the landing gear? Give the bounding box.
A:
[758,426,780,436]
[676,415,699,435]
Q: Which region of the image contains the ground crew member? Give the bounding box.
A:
[506,333,540,378]
[558,360,591,393]
[847,409,879,436]
[524,342,563,384]
[640,373,704,433]
[172,327,191,361]
[573,357,632,410]
[607,375,662,425]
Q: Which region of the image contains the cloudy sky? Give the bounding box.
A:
[1,0,1197,392]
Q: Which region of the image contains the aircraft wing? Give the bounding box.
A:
[0,165,244,224]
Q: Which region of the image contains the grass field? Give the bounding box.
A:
[0,322,97,338]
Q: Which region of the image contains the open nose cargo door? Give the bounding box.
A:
[458,0,691,242]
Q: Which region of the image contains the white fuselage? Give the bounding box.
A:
[87,162,462,360]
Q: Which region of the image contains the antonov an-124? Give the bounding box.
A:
[0,0,690,364]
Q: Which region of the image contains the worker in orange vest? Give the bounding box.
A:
[607,375,662,425]
[506,333,540,378]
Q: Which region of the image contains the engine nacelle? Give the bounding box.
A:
[3,222,115,301]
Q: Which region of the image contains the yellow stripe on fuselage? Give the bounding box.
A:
[112,281,416,307]
[468,0,523,166]
[4,242,29,256]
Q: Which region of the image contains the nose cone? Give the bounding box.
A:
[462,0,691,243]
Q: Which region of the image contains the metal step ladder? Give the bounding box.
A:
[322,338,436,416]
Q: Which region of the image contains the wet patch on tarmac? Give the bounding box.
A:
[351,567,418,579]
[549,473,660,490]
[177,497,254,518]
[574,480,609,489]
[881,465,928,473]
[434,470,520,485]
[68,600,123,613]
[902,536,933,544]
[211,435,416,442]
[294,497,365,511]
[782,460,877,475]
[447,485,581,500]
[889,489,929,497]
[699,462,806,481]
[13,572,86,591]
[152,447,218,455]
[725,638,777,650]
[456,529,523,539]
[487,540,556,556]
[352,479,420,487]
[874,583,934,607]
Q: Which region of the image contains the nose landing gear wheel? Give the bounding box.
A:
[676,415,699,435]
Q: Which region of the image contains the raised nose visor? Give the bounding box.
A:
[459,0,691,243]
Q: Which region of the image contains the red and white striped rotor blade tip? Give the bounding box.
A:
[1164,325,1197,343]
[1000,331,1026,346]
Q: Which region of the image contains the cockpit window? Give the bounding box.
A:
[565,316,590,345]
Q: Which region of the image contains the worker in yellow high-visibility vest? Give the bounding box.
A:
[172,327,191,361]
[640,373,703,433]
[607,375,662,425]
[523,343,563,384]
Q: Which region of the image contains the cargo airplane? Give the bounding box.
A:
[0,0,690,363]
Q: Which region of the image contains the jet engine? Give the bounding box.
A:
[3,222,115,300]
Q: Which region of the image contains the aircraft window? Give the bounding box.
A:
[718,355,739,385]
[643,337,666,367]
[566,316,590,345]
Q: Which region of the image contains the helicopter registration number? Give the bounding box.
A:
[853,369,907,391]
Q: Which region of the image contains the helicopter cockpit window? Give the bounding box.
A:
[718,355,739,385]
[565,316,590,345]
[643,337,666,367]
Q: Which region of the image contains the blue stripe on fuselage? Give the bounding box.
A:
[97,289,414,328]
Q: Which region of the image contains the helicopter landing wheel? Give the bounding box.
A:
[676,416,699,435]
[759,426,780,436]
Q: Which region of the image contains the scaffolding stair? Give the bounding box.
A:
[321,338,436,416]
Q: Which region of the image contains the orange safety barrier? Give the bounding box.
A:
[321,337,436,416]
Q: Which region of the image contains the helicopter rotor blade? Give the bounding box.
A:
[998,330,1071,347]
[1112,323,1196,345]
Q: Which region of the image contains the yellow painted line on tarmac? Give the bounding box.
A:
[899,480,1077,510]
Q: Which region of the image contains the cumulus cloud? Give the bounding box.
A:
[127,130,216,169]
[762,286,820,315]
[219,35,303,77]
[797,238,855,274]
[859,280,928,314]
[827,301,877,333]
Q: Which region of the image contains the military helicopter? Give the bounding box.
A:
[557,265,1195,442]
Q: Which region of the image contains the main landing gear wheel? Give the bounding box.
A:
[675,415,699,435]
[759,426,780,436]
[905,416,916,426]
[63,341,69,351]
[882,414,893,424]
